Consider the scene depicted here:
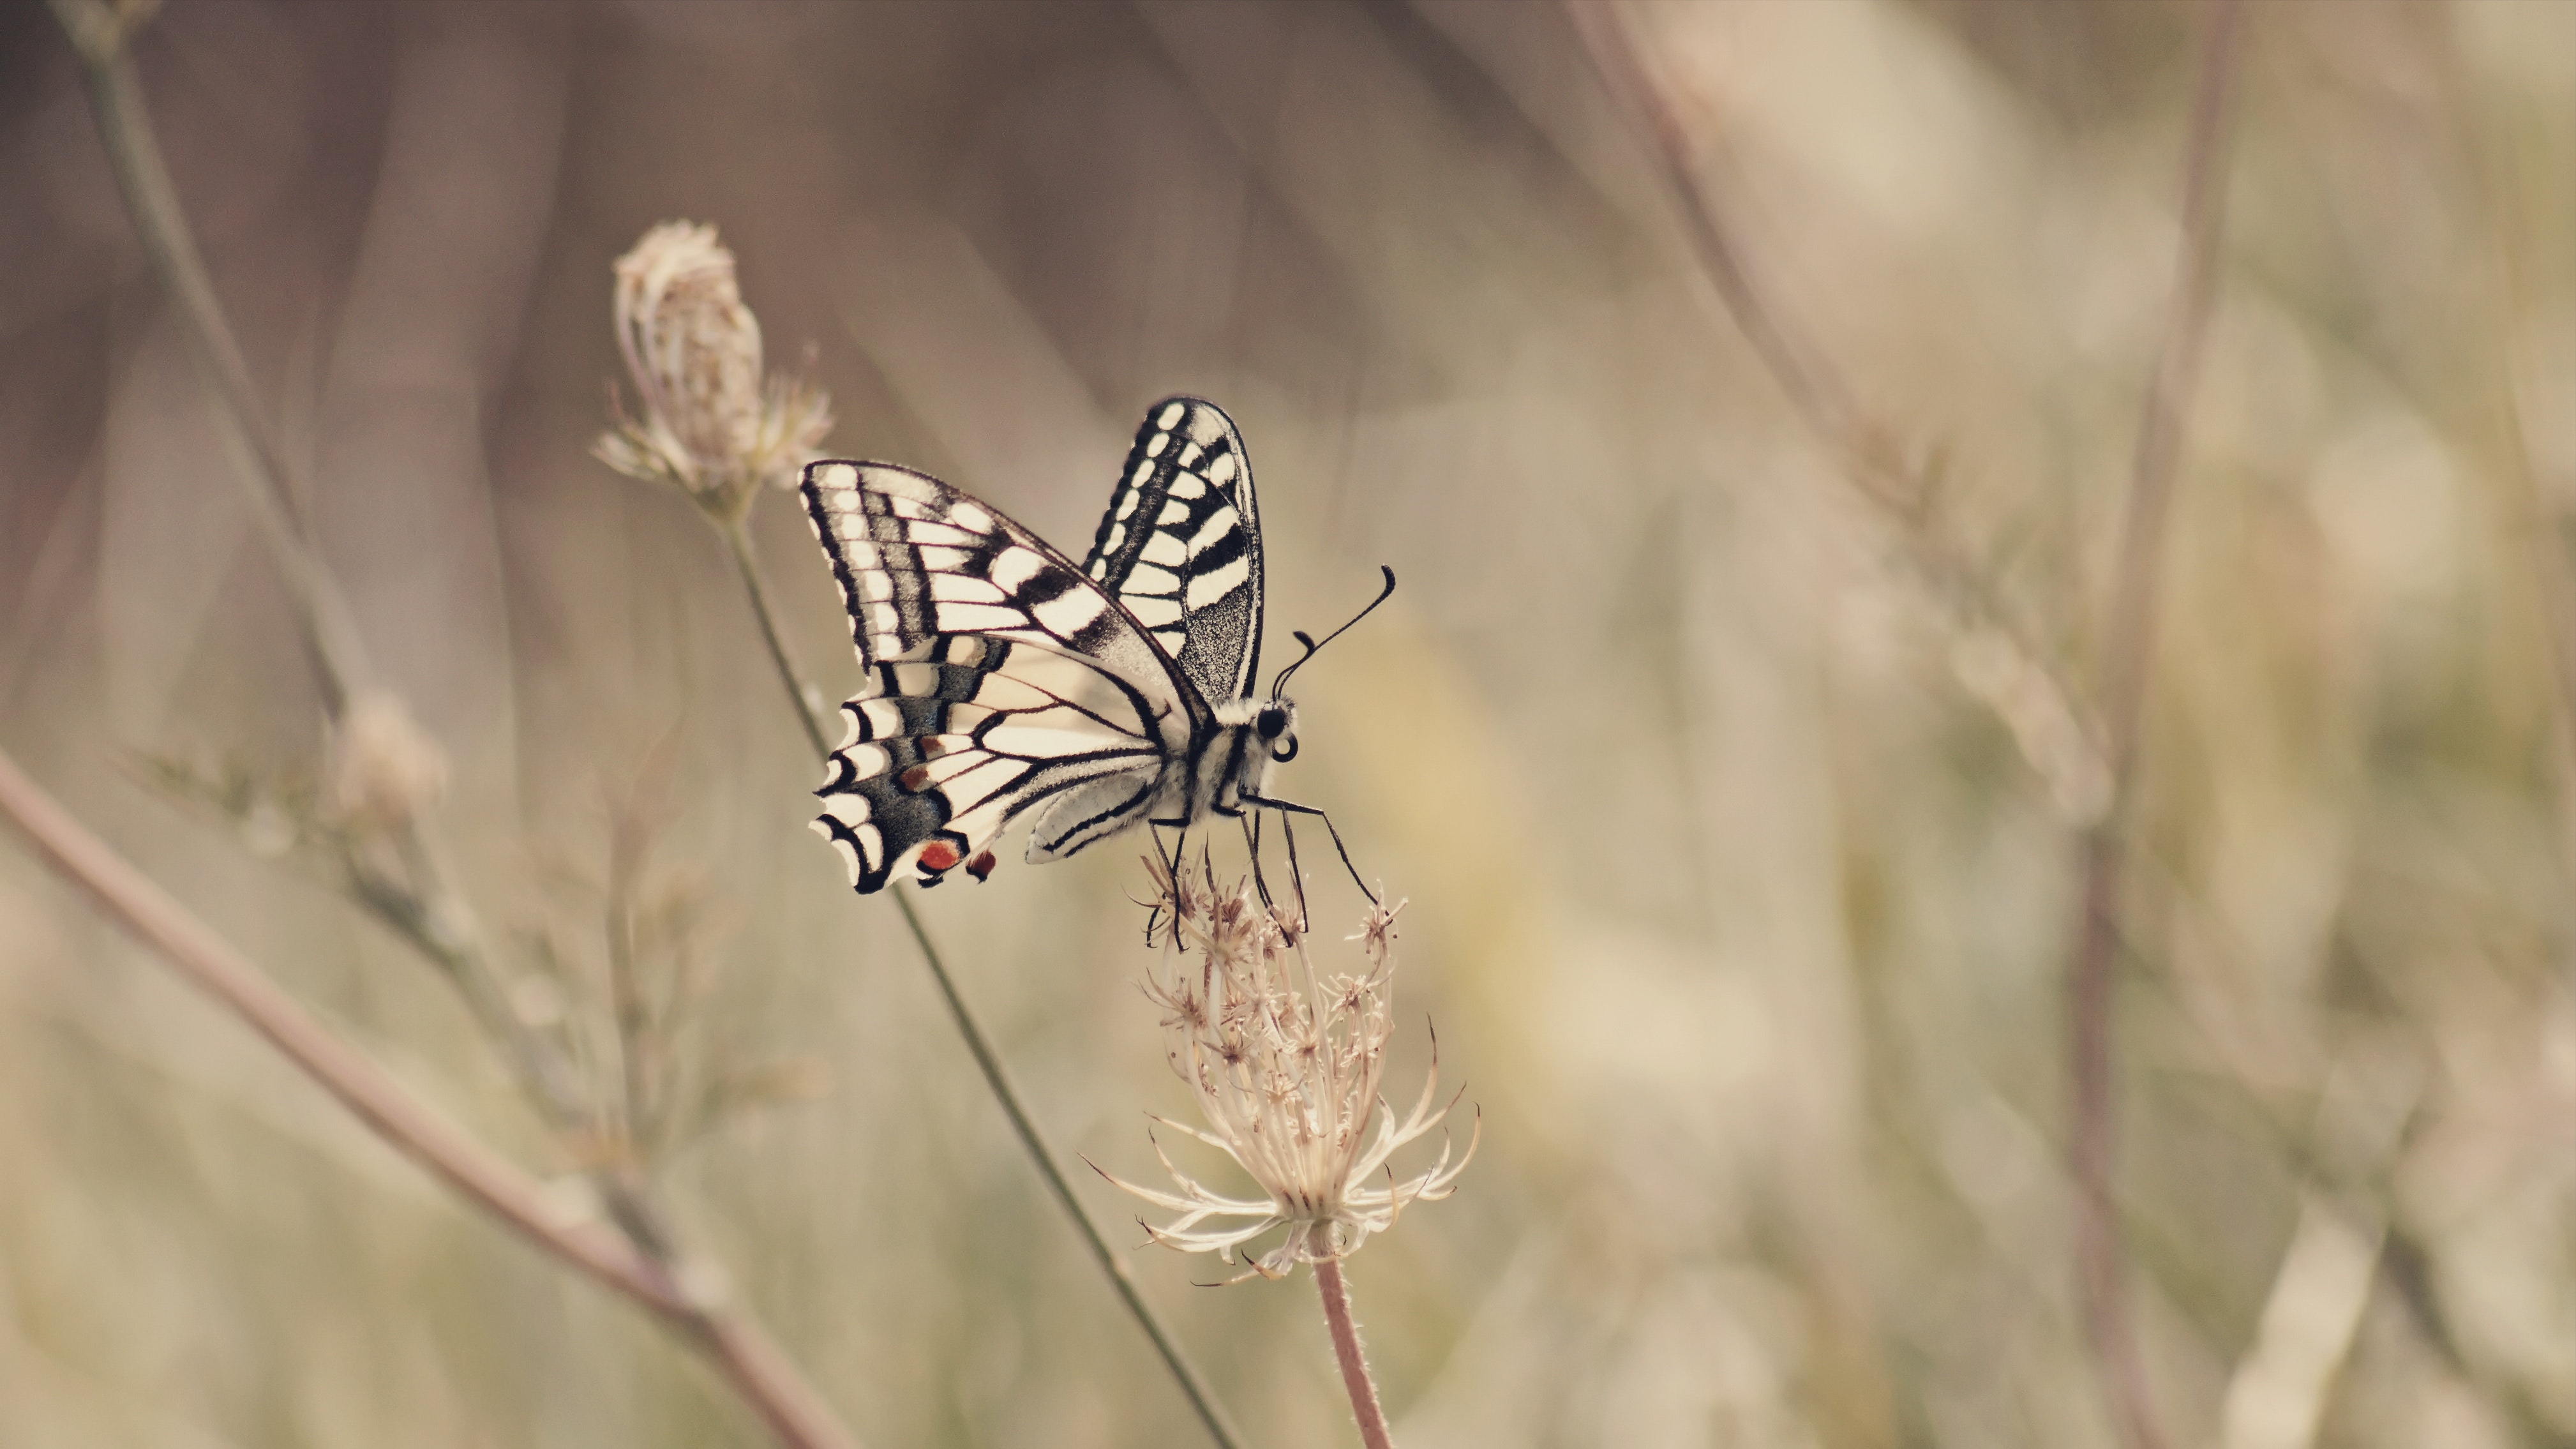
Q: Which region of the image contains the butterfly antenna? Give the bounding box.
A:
[1269,565,1397,700]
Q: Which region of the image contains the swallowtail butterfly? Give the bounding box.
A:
[800,397,1335,894]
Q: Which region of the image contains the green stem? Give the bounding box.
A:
[718,508,1248,1449]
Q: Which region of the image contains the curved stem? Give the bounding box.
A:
[2067,6,2249,1449]
[47,6,862,1445]
[0,746,670,1307]
[1315,1258,1392,1449]
[1567,0,2095,807]
[47,0,370,712]
[50,0,590,1134]
[719,511,1247,1449]
[0,747,862,1449]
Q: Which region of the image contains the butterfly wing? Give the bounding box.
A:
[1080,397,1266,706]
[801,460,1208,892]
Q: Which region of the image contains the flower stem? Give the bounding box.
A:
[888,890,1245,1449]
[47,0,595,1133]
[720,515,832,761]
[1315,1258,1393,1449]
[2068,7,2247,1449]
[717,511,1247,1449]
[50,5,859,1443]
[0,747,864,1449]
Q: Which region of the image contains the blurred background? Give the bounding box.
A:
[4,0,2575,1445]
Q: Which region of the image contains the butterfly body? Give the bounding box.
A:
[800,398,1295,894]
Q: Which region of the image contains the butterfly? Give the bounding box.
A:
[799,396,1382,895]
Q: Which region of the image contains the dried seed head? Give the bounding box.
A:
[328,691,449,832]
[594,221,834,520]
[1101,856,1474,1284]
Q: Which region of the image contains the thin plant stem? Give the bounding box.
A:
[47,0,592,1134]
[2067,6,2249,1449]
[46,0,367,711]
[2441,39,2576,918]
[890,890,1247,1449]
[717,507,1250,1449]
[376,825,593,1129]
[1563,1,1864,492]
[1565,0,2095,807]
[722,515,832,761]
[47,6,862,1446]
[0,746,862,1449]
[606,798,650,1152]
[1314,1258,1392,1449]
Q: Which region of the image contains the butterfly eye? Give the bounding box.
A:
[1256,706,1288,740]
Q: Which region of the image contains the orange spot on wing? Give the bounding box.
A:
[918,841,961,873]
[966,849,997,882]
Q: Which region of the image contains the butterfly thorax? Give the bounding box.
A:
[1191,696,1296,820]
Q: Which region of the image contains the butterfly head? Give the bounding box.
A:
[1256,700,1299,764]
[1216,695,1300,779]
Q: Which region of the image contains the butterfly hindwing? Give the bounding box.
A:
[1081,397,1266,707]
[801,460,1206,892]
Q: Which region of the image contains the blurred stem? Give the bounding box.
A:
[1314,1259,1392,1449]
[606,799,651,1153]
[717,512,1248,1449]
[50,8,864,1447]
[47,0,592,1134]
[886,884,1247,1449]
[1566,0,2093,808]
[1564,1,1862,491]
[0,747,863,1449]
[2068,6,2247,1449]
[0,746,670,1305]
[2445,34,2576,906]
[45,0,366,713]
[382,824,595,1128]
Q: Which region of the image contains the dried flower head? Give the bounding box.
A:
[327,690,449,832]
[1097,855,1476,1283]
[594,221,833,520]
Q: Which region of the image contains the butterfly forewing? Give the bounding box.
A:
[801,460,1205,892]
[1081,397,1265,707]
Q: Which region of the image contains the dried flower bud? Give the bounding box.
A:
[328,691,449,832]
[1095,855,1476,1284]
[594,221,833,520]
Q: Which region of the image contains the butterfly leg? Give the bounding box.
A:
[1275,810,1313,932]
[1149,822,1191,885]
[1240,811,1284,919]
[1241,795,1377,908]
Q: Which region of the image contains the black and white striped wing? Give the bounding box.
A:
[1080,397,1265,706]
[800,460,1207,894]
